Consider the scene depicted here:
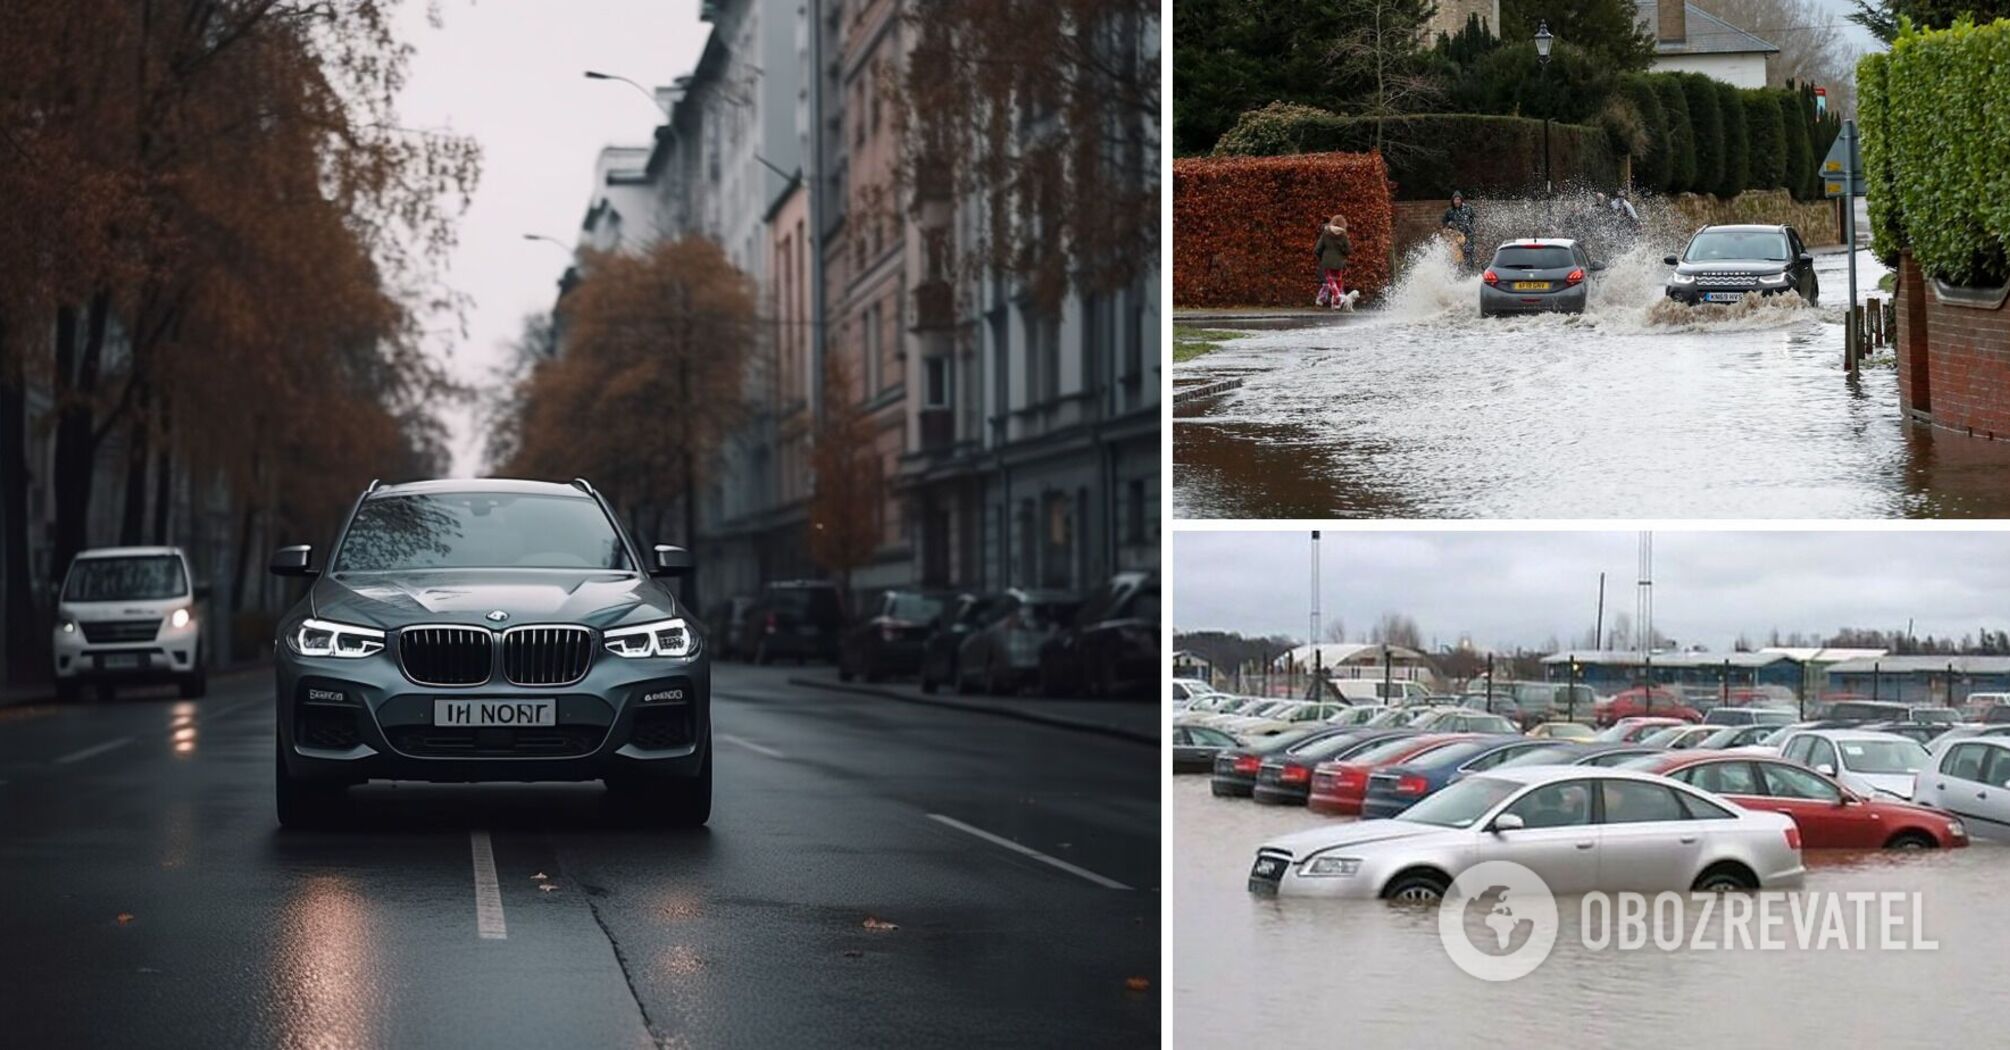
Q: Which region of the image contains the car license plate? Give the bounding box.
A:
[1705,291,1744,303]
[1248,855,1287,895]
[99,653,141,670]
[434,698,555,727]
[1512,281,1549,291]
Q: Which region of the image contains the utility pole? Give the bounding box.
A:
[1594,571,1605,652]
[1310,531,1321,645]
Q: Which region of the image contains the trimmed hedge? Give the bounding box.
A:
[1619,76,1671,193]
[1860,18,2010,285]
[1743,90,1786,193]
[1653,77,1697,193]
[1680,75,1725,196]
[1173,152,1397,307]
[1715,80,1749,197]
[1778,92,1813,204]
[1213,105,1620,200]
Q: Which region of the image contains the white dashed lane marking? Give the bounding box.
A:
[718,733,785,759]
[53,737,133,765]
[926,813,1133,890]
[471,830,507,940]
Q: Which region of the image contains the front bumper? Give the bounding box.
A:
[52,621,201,682]
[276,650,710,784]
[1664,283,1792,305]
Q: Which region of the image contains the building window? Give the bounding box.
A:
[863,302,881,393]
[924,356,950,408]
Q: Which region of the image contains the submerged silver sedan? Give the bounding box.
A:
[1248,766,1805,900]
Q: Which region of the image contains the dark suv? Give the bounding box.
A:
[269,478,710,828]
[1664,224,1819,305]
[746,580,845,664]
[839,588,952,682]
[1479,238,1598,316]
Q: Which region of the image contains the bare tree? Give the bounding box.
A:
[1693,0,1860,114]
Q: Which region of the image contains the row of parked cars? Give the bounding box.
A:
[706,572,1159,699]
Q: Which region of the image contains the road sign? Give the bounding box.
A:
[1822,125,1866,198]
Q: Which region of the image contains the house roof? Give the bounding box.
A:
[1274,643,1429,668]
[1542,650,1794,669]
[1638,1,1781,56]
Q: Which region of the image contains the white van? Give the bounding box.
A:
[1331,679,1431,705]
[51,546,207,700]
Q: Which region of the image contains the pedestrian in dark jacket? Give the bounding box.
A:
[1313,214,1357,309]
[1441,191,1477,265]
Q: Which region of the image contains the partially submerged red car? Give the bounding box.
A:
[1637,750,1968,850]
[1306,733,1475,816]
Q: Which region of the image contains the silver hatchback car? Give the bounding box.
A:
[1248,765,1805,899]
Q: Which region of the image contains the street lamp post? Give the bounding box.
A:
[1535,21,1554,197]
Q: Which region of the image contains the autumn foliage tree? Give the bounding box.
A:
[806,350,883,602]
[501,238,755,607]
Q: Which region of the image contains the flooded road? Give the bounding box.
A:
[1173,775,2007,1049]
[1173,242,2010,519]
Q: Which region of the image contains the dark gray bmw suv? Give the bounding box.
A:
[270,478,710,828]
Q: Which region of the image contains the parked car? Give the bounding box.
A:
[1638,751,1967,850]
[1170,677,1224,707]
[919,593,999,694]
[838,589,952,682]
[1820,699,1919,723]
[1594,716,1688,743]
[1037,572,1157,698]
[956,589,1083,695]
[1774,729,1931,800]
[1924,723,2010,749]
[1480,238,1599,316]
[700,596,758,662]
[1210,729,1335,798]
[1250,730,1417,806]
[1860,721,1951,748]
[51,545,208,700]
[1249,766,1806,899]
[1173,724,1240,774]
[1330,679,1434,705]
[747,580,846,664]
[1595,687,1702,726]
[1492,742,1665,768]
[1958,692,2010,721]
[1359,736,1559,819]
[1917,737,2010,841]
[1694,723,1786,750]
[1636,724,1720,750]
[1409,708,1519,734]
[1702,706,1798,727]
[1307,734,1477,816]
[1176,695,1276,729]
[1663,224,1819,306]
[1526,722,1597,741]
[1236,701,1359,740]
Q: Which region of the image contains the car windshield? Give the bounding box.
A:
[1397,776,1522,828]
[64,555,186,601]
[886,593,945,622]
[1492,246,1573,268]
[1494,745,1578,768]
[1638,727,1689,747]
[1685,230,1790,262]
[1836,739,1928,774]
[335,493,630,572]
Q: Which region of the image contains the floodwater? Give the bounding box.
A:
[1173,775,2008,1050]
[1173,229,2010,519]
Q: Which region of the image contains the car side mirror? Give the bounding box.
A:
[1490,813,1525,834]
[1663,255,1679,266]
[649,543,694,577]
[1590,261,1607,272]
[269,545,317,578]
[1798,253,1813,265]
[1816,763,1836,777]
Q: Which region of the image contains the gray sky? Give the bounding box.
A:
[1173,531,2010,651]
[393,1,707,475]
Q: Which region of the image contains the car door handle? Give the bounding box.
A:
[1679,835,1698,844]
[1979,792,1990,800]
[1575,841,1595,849]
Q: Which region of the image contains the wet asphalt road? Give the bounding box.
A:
[0,664,1159,1048]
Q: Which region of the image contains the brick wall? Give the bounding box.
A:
[1900,258,2010,438]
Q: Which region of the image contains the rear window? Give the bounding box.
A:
[885,593,944,622]
[64,555,187,601]
[1491,246,1573,269]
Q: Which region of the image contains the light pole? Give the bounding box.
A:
[522,232,573,254]
[584,69,793,182]
[1535,21,1554,198]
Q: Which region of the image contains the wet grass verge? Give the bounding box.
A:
[1173,325,1244,363]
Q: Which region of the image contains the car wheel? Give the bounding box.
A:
[1382,870,1451,903]
[1886,832,1936,850]
[1690,863,1758,893]
[274,739,343,830]
[54,679,80,703]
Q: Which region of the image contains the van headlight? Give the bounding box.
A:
[603,618,698,659]
[1304,855,1362,877]
[58,618,78,635]
[169,607,193,629]
[289,618,385,658]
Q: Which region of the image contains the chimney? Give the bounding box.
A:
[1658,0,1686,44]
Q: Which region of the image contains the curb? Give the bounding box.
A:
[787,675,1158,746]
[0,662,270,709]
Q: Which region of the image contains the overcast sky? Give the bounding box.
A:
[1173,531,2010,651]
[393,1,707,475]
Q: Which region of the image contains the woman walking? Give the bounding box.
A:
[1314,214,1358,310]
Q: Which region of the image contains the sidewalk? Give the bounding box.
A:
[787,668,1159,746]
[0,662,269,708]
[1174,307,1360,327]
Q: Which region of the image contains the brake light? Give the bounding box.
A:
[1784,825,1802,851]
[1566,268,1585,285]
[1281,764,1310,784]
[1395,774,1429,795]
[1234,755,1260,775]
[1482,269,1498,286]
[764,613,777,634]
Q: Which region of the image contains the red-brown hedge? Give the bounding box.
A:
[1173,152,1394,308]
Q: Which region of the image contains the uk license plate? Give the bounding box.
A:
[1705,291,1744,303]
[434,698,555,727]
[99,653,142,670]
[1512,281,1549,291]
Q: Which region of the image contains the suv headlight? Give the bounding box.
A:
[604,618,698,659]
[1757,271,1791,286]
[289,618,385,658]
[1304,855,1362,877]
[1668,272,1697,286]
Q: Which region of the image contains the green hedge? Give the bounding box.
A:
[1212,105,1620,199]
[1653,78,1697,193]
[1860,18,2010,285]
[1715,80,1749,196]
[1680,74,1725,195]
[1619,76,1672,193]
[1778,92,1812,203]
[1743,90,1786,193]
